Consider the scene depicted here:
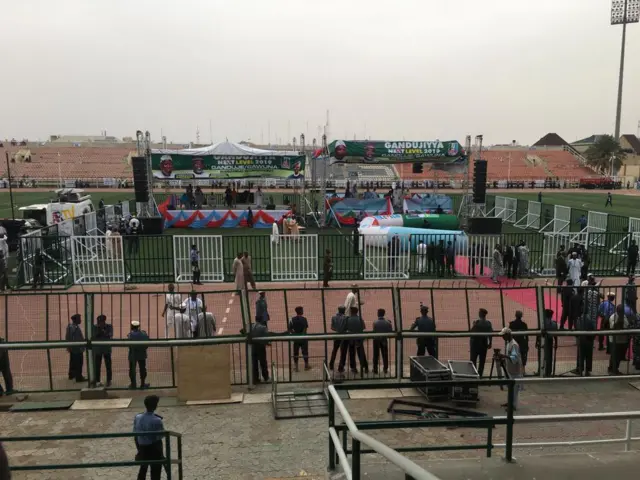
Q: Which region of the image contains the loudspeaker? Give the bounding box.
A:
[412,163,423,174]
[131,156,150,202]
[140,216,165,235]
[473,160,488,204]
[468,217,502,235]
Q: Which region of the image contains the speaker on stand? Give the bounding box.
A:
[131,156,150,203]
[473,160,487,204]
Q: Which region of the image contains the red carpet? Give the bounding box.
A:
[455,256,542,315]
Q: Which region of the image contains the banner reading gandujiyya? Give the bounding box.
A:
[151,153,306,180]
[327,140,465,164]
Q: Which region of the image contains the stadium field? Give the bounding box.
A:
[491,191,639,219]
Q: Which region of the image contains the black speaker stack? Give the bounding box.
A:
[473,160,487,204]
[468,217,503,235]
[131,156,150,203]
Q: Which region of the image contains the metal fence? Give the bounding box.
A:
[13,229,640,288]
[1,285,638,392]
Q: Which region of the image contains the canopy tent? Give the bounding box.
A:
[150,141,306,180]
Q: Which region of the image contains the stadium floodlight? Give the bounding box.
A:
[611,0,640,24]
[611,0,639,157]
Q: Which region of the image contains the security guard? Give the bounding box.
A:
[339,306,368,375]
[190,245,202,285]
[32,248,45,289]
[328,306,347,370]
[536,308,557,377]
[372,308,393,375]
[128,321,150,389]
[469,308,493,376]
[133,394,166,480]
[92,314,113,387]
[65,314,86,382]
[289,306,310,371]
[255,291,270,324]
[249,317,269,383]
[410,305,436,357]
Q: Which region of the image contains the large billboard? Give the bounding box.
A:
[327,140,465,164]
[151,153,306,180]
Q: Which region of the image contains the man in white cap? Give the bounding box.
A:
[567,252,583,287]
[498,327,523,410]
[181,291,203,338]
[333,140,348,162]
[161,283,183,338]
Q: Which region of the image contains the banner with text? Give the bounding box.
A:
[151,153,306,180]
[327,140,466,164]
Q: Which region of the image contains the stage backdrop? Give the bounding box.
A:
[150,141,306,180]
[326,197,392,226]
[326,140,466,164]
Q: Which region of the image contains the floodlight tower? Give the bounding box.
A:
[612,0,639,143]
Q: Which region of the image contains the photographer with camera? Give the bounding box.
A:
[498,327,523,410]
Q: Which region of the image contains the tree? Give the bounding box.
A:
[585,135,626,175]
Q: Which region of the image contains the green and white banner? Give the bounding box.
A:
[327,140,465,164]
[150,142,306,180]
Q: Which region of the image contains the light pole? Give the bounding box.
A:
[611,0,639,142]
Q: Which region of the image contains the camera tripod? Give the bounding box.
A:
[488,349,509,391]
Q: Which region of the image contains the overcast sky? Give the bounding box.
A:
[1,0,639,146]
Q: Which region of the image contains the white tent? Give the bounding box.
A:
[152,141,299,157]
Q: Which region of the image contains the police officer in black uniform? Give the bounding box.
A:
[128,321,150,389]
[372,308,393,375]
[536,308,557,377]
[32,248,45,289]
[65,314,86,382]
[249,317,269,383]
[339,307,368,375]
[289,306,310,371]
[328,306,347,370]
[469,308,493,376]
[410,305,436,357]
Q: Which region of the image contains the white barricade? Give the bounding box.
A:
[457,235,500,277]
[363,233,410,280]
[173,235,224,283]
[541,232,572,275]
[514,201,541,230]
[494,196,507,220]
[553,205,571,233]
[71,235,125,284]
[270,234,318,281]
[504,197,517,224]
[587,211,607,246]
[84,211,98,235]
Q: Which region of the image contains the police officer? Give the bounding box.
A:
[128,321,150,389]
[328,306,347,370]
[92,314,113,387]
[65,314,86,382]
[190,244,202,285]
[255,291,269,324]
[32,248,45,289]
[133,394,166,480]
[339,307,368,375]
[410,305,436,357]
[536,308,557,377]
[372,308,393,375]
[508,311,529,371]
[249,317,269,383]
[289,306,310,371]
[469,308,493,377]
[128,215,142,256]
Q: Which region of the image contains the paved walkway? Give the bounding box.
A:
[1,380,640,479]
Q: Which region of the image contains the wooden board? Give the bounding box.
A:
[177,344,231,402]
